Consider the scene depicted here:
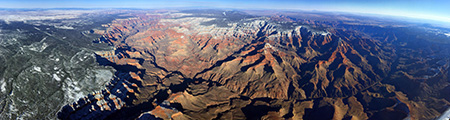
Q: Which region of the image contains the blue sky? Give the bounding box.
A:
[0,0,449,23]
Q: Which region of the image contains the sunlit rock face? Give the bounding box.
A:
[54,9,450,120]
[53,9,450,120]
[0,9,448,120]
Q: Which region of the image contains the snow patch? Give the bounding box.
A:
[27,42,48,52]
[63,79,85,102]
[73,91,85,99]
[0,79,6,93]
[55,25,74,29]
[445,33,450,37]
[264,43,278,51]
[321,31,330,36]
[53,74,61,81]
[437,107,450,120]
[9,103,18,112]
[33,66,41,72]
[17,111,33,120]
[4,20,10,24]
[95,69,114,82]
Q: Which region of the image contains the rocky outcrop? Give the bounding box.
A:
[57,72,138,120]
[58,10,449,120]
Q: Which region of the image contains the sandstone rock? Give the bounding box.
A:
[58,10,448,120]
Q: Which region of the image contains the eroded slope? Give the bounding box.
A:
[58,10,449,120]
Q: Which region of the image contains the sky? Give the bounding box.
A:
[0,0,449,23]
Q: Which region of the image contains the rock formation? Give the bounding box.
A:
[58,10,450,120]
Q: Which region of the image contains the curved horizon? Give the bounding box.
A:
[0,0,448,24]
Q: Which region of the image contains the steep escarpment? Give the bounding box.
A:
[194,25,392,100]
[58,10,444,120]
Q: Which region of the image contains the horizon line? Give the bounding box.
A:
[0,7,449,27]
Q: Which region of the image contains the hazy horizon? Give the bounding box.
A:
[0,0,449,24]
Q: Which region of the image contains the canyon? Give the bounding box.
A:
[56,10,450,120]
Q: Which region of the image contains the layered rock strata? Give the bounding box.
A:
[58,10,447,120]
